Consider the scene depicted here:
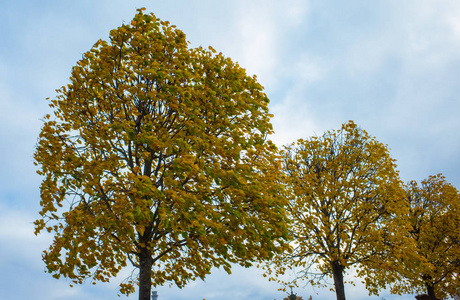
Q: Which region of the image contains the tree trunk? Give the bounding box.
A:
[139,247,153,300]
[331,261,346,300]
[426,283,437,300]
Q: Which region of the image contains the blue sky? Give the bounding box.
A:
[1,1,459,299]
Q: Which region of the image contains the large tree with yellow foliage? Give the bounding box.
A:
[33,9,289,300]
[387,174,460,300]
[267,121,406,300]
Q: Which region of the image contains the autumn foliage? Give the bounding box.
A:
[266,121,406,300]
[387,174,460,300]
[34,8,289,300]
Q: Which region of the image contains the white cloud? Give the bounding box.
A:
[270,94,322,147]
[268,1,460,189]
[231,2,280,86]
[228,0,310,87]
[294,54,329,84]
[284,0,310,27]
[0,204,52,266]
[0,71,45,200]
[268,52,334,145]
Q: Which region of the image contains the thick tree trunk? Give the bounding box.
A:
[139,247,153,300]
[331,261,346,300]
[426,283,437,300]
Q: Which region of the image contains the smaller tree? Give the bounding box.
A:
[266,121,406,300]
[283,288,305,300]
[388,174,460,300]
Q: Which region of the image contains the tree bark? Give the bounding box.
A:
[426,283,437,300]
[331,261,346,300]
[139,247,153,300]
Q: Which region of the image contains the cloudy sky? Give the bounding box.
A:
[1,0,459,299]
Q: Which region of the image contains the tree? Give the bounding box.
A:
[266,121,406,300]
[387,174,460,300]
[283,287,308,300]
[34,9,289,300]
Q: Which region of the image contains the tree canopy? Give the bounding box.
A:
[34,8,289,300]
[266,121,406,300]
[387,174,460,300]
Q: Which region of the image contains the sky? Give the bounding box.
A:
[1,0,459,299]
